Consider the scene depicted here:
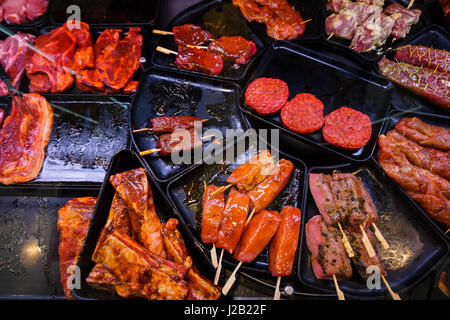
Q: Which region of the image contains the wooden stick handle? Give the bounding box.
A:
[156,46,178,55]
[210,183,233,197]
[187,44,209,49]
[245,208,256,226]
[133,128,153,133]
[382,275,401,300]
[372,223,389,249]
[301,18,312,25]
[152,29,173,35]
[338,222,355,258]
[214,249,224,285]
[359,225,376,258]
[273,277,281,300]
[333,274,345,300]
[407,0,414,9]
[140,148,161,156]
[210,244,218,269]
[222,261,243,295]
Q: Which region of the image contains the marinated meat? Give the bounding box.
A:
[175,46,223,75]
[305,215,353,280]
[57,197,97,299]
[1,0,48,24]
[208,36,257,64]
[201,185,226,244]
[350,12,395,52]
[383,3,421,39]
[150,116,203,134]
[394,45,450,74]
[156,128,203,157]
[0,93,53,185]
[172,24,213,46]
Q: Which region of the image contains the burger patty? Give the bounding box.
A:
[281,93,324,134]
[245,77,289,115]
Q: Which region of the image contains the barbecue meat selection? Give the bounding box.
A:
[0,0,48,24]
[0,32,36,96]
[0,93,53,185]
[57,197,97,299]
[305,215,353,280]
[233,0,305,40]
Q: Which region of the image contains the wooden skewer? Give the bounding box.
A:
[273,277,282,300]
[407,0,414,9]
[210,183,233,197]
[133,119,209,133]
[139,134,215,156]
[333,274,345,300]
[222,261,243,295]
[371,222,389,249]
[337,222,355,258]
[382,275,401,300]
[445,228,449,234]
[152,29,174,36]
[327,33,334,40]
[359,225,376,258]
[204,180,219,268]
[301,18,312,25]
[187,44,209,49]
[156,46,178,55]
[214,248,224,285]
[245,208,256,226]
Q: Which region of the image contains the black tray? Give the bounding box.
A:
[21,24,150,99]
[0,185,99,299]
[373,25,450,116]
[48,0,160,27]
[166,134,307,276]
[239,41,393,163]
[374,108,450,238]
[0,0,51,30]
[151,0,267,82]
[298,161,450,299]
[71,149,216,300]
[0,95,131,187]
[322,0,433,65]
[130,67,250,183]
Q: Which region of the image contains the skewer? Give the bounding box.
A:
[245,208,256,225]
[187,44,209,49]
[301,18,312,25]
[273,277,281,300]
[327,33,334,41]
[407,0,415,9]
[381,275,401,300]
[152,29,174,36]
[371,223,389,249]
[222,261,243,295]
[445,228,449,234]
[359,225,376,258]
[210,183,233,197]
[333,274,345,300]
[214,248,224,285]
[156,46,178,55]
[337,222,355,258]
[139,134,215,156]
[133,119,208,133]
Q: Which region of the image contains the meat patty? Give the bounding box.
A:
[245,77,289,115]
[280,93,324,134]
[322,106,372,149]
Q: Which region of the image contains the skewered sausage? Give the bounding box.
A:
[201,185,226,244]
[395,45,450,73]
[150,116,203,134]
[156,128,203,157]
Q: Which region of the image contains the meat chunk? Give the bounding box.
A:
[1,0,48,24]
[350,12,395,52]
[383,3,421,39]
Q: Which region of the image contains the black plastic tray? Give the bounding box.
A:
[0,185,99,299]
[239,41,393,163]
[151,0,267,82]
[0,0,51,30]
[130,67,250,183]
[374,108,450,238]
[373,25,450,116]
[322,0,433,65]
[71,149,216,300]
[48,0,160,27]
[298,161,450,299]
[21,24,150,99]
[0,95,131,187]
[166,134,307,276]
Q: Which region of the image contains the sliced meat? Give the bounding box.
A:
[208,36,257,64]
[172,24,213,46]
[175,46,223,75]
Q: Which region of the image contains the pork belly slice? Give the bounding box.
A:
[384,3,421,39]
[92,230,189,300]
[305,215,353,280]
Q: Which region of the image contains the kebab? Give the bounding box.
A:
[153,24,214,46]
[133,116,208,133]
[221,210,282,295]
[269,206,301,300]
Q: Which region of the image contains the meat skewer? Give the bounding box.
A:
[153,24,214,46]
[222,210,281,295]
[269,206,301,300]
[133,116,208,133]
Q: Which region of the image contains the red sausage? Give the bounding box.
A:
[201,185,226,244]
[233,210,281,263]
[247,159,294,213]
[151,116,203,134]
[394,45,450,73]
[269,206,301,277]
[215,188,250,254]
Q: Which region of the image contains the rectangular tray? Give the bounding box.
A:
[151,0,268,82]
[166,134,307,276]
[72,149,216,300]
[0,185,99,298]
[374,108,450,238]
[298,161,449,299]
[0,95,131,187]
[239,41,393,163]
[322,0,433,64]
[48,0,160,27]
[373,25,450,116]
[131,67,250,183]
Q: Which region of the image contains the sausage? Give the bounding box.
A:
[322,106,372,150]
[394,45,450,73]
[156,128,203,157]
[280,93,324,134]
[150,116,203,134]
[201,185,226,244]
[175,46,224,75]
[172,24,213,46]
[245,78,289,115]
[208,36,257,64]
[269,206,301,277]
[233,210,281,263]
[215,188,250,254]
[226,150,276,193]
[247,159,294,213]
[378,57,450,110]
